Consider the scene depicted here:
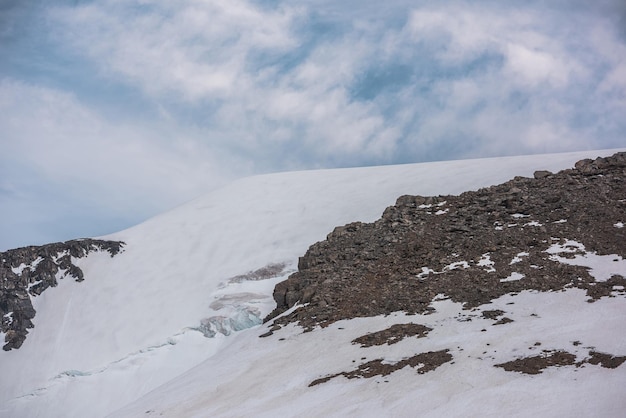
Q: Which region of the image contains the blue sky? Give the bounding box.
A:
[1,0,626,250]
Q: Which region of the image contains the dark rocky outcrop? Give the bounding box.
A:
[309,349,452,386]
[265,152,626,331]
[495,349,626,374]
[0,239,125,350]
[495,350,578,374]
[351,323,432,347]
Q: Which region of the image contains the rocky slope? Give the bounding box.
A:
[0,239,124,350]
[265,152,626,362]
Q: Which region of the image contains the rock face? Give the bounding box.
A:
[495,350,626,375]
[265,152,626,331]
[309,349,453,386]
[0,239,125,351]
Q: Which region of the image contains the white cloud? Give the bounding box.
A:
[408,6,581,88]
[47,0,626,167]
[55,0,299,101]
[400,3,625,155]
[50,0,403,165]
[3,0,625,249]
[503,43,569,88]
[0,79,227,223]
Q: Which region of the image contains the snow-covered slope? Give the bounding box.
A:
[115,291,626,418]
[1,150,624,418]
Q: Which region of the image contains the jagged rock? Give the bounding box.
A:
[352,323,432,347]
[0,239,125,351]
[265,152,626,331]
[533,170,552,179]
[495,350,577,374]
[495,349,626,375]
[309,349,453,386]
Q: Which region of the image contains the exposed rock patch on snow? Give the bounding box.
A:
[0,239,124,350]
[309,349,452,386]
[496,349,626,375]
[351,323,432,347]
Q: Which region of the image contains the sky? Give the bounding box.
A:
[1,0,626,251]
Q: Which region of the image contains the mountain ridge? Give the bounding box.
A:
[1,149,625,417]
[265,152,626,330]
[0,239,125,350]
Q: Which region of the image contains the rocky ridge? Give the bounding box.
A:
[263,153,626,380]
[0,239,125,350]
[266,152,626,329]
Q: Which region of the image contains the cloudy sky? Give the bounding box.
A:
[1,0,625,250]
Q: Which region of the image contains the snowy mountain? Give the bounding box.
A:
[1,150,625,417]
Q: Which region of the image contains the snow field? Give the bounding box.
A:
[113,289,626,417]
